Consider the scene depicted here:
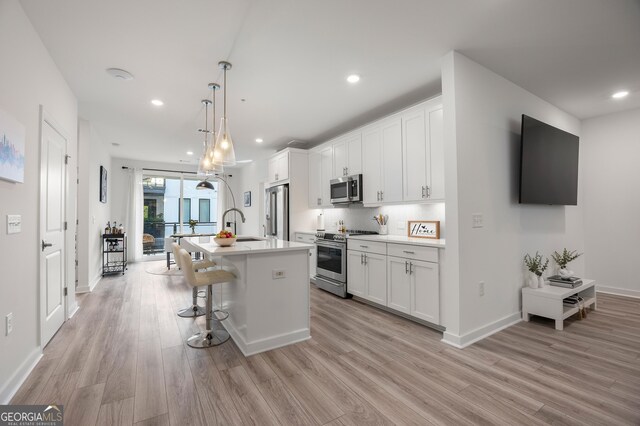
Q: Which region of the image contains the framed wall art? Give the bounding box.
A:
[408,220,440,239]
[99,165,107,203]
[244,191,251,207]
[0,109,26,183]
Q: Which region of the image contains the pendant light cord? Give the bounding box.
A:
[223,65,227,129]
[212,85,216,135]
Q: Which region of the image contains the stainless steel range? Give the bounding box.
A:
[314,230,378,298]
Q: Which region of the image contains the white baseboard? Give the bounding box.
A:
[0,347,43,404]
[441,311,522,349]
[67,302,79,319]
[224,318,310,356]
[597,285,640,299]
[76,274,102,294]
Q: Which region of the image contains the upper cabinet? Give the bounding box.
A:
[308,146,333,208]
[362,117,403,205]
[332,132,362,178]
[402,99,444,202]
[267,150,290,184]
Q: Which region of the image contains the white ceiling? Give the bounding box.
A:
[20,0,640,166]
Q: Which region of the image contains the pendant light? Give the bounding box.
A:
[206,82,223,169]
[197,98,213,177]
[213,61,236,166]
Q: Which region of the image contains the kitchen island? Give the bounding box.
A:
[180,236,313,356]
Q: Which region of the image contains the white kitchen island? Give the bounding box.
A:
[181,236,313,356]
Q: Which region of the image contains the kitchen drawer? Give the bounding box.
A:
[295,233,316,243]
[347,239,386,255]
[387,243,438,263]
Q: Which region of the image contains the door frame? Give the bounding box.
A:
[39,106,70,348]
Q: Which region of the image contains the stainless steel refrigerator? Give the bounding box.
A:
[265,184,289,240]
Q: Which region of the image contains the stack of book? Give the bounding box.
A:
[548,275,583,288]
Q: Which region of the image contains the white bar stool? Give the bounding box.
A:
[172,242,216,318]
[178,248,235,348]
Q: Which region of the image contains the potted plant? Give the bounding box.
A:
[188,219,198,234]
[552,248,582,278]
[524,251,549,288]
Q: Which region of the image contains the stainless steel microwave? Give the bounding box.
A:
[330,174,362,204]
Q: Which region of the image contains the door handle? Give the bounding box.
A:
[405,261,408,274]
[42,240,53,251]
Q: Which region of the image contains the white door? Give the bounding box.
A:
[387,256,410,314]
[428,108,445,200]
[40,116,67,346]
[362,126,382,205]
[308,151,321,208]
[381,118,403,204]
[410,260,440,324]
[402,106,428,202]
[365,252,387,305]
[346,251,365,297]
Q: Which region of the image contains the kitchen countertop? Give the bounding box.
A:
[347,234,446,248]
[181,236,313,256]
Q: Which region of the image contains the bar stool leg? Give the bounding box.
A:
[177,287,206,318]
[187,284,230,348]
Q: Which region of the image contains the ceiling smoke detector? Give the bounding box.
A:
[106,68,134,81]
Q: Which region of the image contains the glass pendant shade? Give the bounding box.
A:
[213,117,236,166]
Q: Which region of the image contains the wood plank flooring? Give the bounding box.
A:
[11,262,640,425]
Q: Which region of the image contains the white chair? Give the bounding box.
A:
[172,242,216,318]
[178,248,236,348]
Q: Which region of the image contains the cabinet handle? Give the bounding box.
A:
[376,191,380,201]
[364,254,367,265]
[403,250,415,254]
[421,186,425,198]
[359,245,369,248]
[426,185,431,198]
[380,191,383,201]
[405,260,408,274]
[409,262,414,275]
[360,253,364,264]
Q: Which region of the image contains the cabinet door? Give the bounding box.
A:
[308,152,321,208]
[268,157,278,183]
[402,107,428,202]
[362,126,382,205]
[277,151,289,181]
[309,246,317,279]
[347,250,365,297]
[365,252,387,305]
[387,256,410,314]
[333,139,348,178]
[428,107,445,200]
[410,260,440,324]
[320,147,333,207]
[346,133,362,175]
[381,118,403,204]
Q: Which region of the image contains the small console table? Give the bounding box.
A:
[102,233,127,276]
[522,279,596,330]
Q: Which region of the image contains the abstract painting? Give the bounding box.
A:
[0,109,26,183]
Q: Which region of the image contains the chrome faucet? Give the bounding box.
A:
[222,208,246,231]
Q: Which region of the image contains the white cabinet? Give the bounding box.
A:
[268,151,289,183]
[402,101,444,202]
[308,147,333,208]
[387,257,411,314]
[410,259,440,323]
[361,118,402,204]
[333,132,362,178]
[347,249,387,305]
[295,232,317,279]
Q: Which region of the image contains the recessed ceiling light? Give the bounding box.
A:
[106,68,134,81]
[111,142,120,147]
[255,138,263,143]
[347,74,360,84]
[612,91,629,99]
[151,99,164,106]
[186,151,194,156]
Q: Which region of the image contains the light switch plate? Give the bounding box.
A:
[7,215,21,234]
[472,213,484,228]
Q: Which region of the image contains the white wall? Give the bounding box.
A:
[229,160,268,236]
[441,52,584,346]
[581,107,640,298]
[0,0,78,402]
[77,120,111,292]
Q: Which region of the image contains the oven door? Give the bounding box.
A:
[315,240,346,282]
[330,177,350,204]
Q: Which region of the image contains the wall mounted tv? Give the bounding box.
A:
[519,114,579,205]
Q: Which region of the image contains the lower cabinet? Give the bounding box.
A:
[387,257,411,314]
[408,258,440,323]
[295,232,317,280]
[347,250,387,305]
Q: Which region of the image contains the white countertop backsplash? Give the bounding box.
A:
[313,202,445,237]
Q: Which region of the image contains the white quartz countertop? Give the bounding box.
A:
[181,236,313,256]
[347,234,446,248]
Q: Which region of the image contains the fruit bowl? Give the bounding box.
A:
[214,237,237,247]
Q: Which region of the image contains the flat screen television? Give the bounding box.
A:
[519,114,579,205]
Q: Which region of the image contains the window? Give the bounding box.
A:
[199,199,210,222]
[182,198,191,222]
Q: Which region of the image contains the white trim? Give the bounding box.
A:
[0,347,43,404]
[67,302,79,318]
[223,318,310,356]
[441,311,521,349]
[597,285,640,299]
[76,274,102,293]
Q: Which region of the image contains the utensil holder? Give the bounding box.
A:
[379,225,388,235]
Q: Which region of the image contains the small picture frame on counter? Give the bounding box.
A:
[408,220,440,239]
[244,191,251,207]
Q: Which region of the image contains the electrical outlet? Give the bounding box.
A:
[472,213,484,228]
[479,281,485,297]
[272,269,286,279]
[6,313,13,335]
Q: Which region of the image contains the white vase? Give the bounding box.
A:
[528,272,539,289]
[538,275,545,288]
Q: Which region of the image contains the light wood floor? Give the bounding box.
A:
[12,262,640,425]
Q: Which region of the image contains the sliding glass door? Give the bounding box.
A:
[142,173,219,257]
